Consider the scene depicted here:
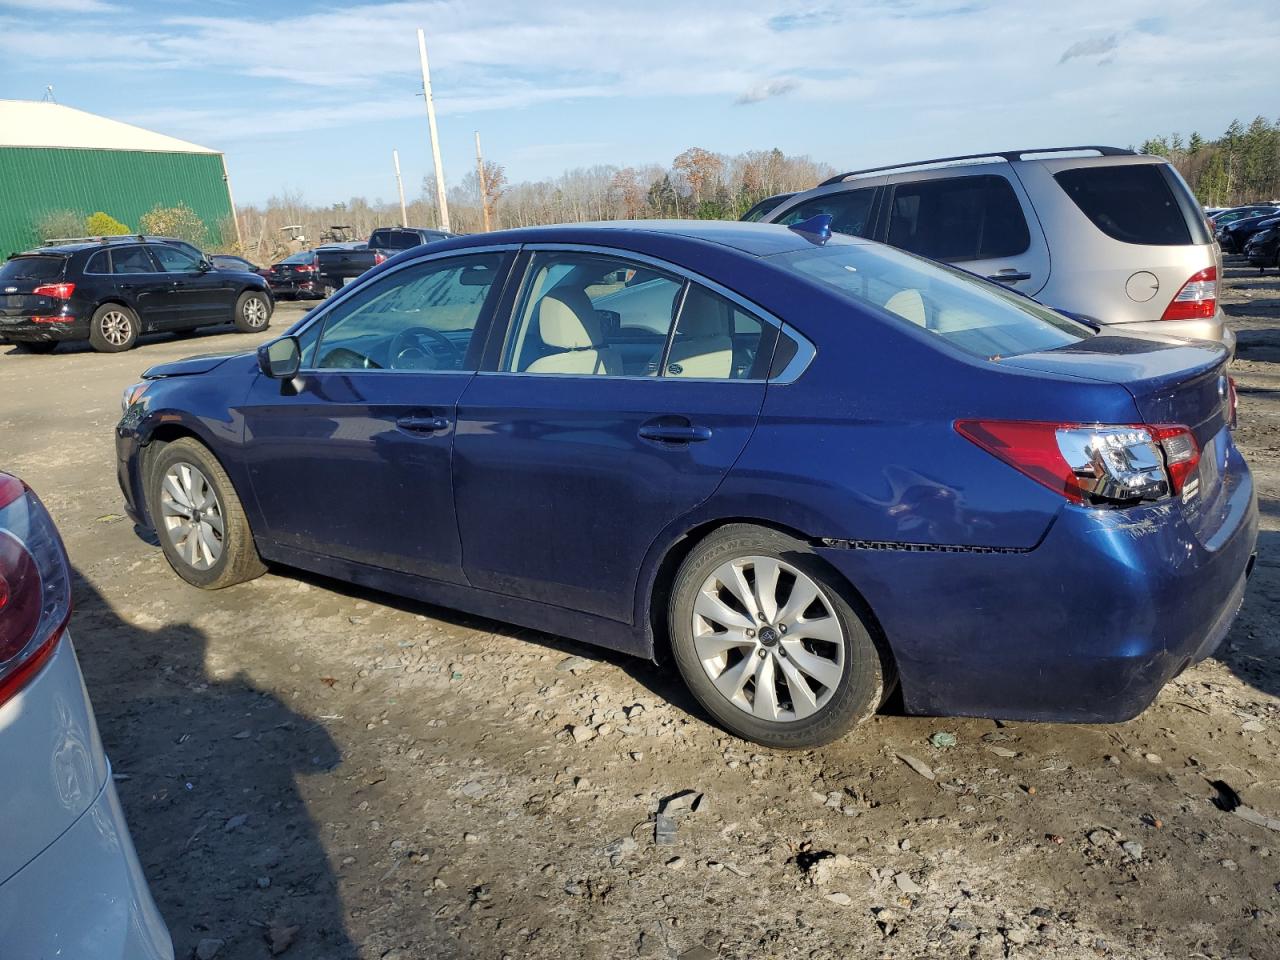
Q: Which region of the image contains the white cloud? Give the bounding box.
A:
[0,0,116,10]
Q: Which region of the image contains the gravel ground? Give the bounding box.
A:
[4,265,1280,960]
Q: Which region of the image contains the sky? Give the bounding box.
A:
[1,0,1278,207]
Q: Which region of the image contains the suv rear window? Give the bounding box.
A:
[774,239,1089,359]
[1054,164,1205,246]
[887,175,1030,262]
[0,256,65,283]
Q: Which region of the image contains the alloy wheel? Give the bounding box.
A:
[159,462,225,570]
[243,297,268,327]
[692,556,846,722]
[100,310,132,346]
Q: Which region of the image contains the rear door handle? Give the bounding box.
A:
[395,415,450,435]
[638,422,712,444]
[987,270,1032,284]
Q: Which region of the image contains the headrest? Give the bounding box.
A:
[537,289,601,349]
[884,289,927,327]
[678,289,731,339]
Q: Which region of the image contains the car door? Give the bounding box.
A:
[150,244,231,326]
[238,248,515,583]
[876,171,1050,297]
[107,245,171,328]
[452,247,776,623]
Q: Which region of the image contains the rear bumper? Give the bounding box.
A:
[818,447,1258,722]
[1108,311,1235,355]
[0,778,173,959]
[0,318,86,342]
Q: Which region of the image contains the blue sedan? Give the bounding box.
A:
[115,219,1257,747]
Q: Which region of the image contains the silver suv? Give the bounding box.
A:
[760,147,1231,351]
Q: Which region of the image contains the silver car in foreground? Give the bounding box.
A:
[0,472,172,958]
[761,146,1233,352]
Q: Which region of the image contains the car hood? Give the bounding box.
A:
[142,350,249,379]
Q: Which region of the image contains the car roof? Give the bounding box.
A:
[434,220,846,258]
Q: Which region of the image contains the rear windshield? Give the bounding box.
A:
[282,251,313,264]
[1054,163,1209,246]
[773,240,1090,359]
[371,230,420,250]
[0,255,65,283]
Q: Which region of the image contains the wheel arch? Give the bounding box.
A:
[636,511,895,679]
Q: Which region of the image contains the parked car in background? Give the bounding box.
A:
[1218,212,1280,254]
[267,249,327,300]
[0,472,173,958]
[740,193,796,222]
[117,220,1255,748]
[0,238,273,354]
[209,253,267,278]
[759,146,1234,351]
[316,227,455,291]
[1244,219,1280,270]
[1210,205,1280,227]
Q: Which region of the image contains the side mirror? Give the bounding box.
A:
[257,336,301,379]
[198,259,213,273]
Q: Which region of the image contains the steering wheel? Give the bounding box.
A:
[388,326,463,370]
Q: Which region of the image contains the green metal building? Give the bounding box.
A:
[0,99,235,256]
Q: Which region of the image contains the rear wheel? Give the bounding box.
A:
[146,438,266,589]
[89,304,138,352]
[668,524,893,748]
[234,291,272,333]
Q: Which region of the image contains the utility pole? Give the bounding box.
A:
[474,131,491,232]
[392,149,408,227]
[416,28,450,232]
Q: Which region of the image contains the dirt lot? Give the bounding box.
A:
[4,267,1280,960]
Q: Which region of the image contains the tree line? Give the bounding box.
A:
[234,147,833,262]
[1140,116,1280,207]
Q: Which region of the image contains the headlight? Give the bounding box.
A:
[121,381,150,412]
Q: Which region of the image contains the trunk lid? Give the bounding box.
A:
[0,255,68,319]
[1000,332,1230,443]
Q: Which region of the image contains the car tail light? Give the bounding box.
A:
[373,251,388,265]
[1160,266,1216,321]
[32,282,75,300]
[32,315,72,324]
[295,265,315,273]
[0,474,72,706]
[956,420,1201,505]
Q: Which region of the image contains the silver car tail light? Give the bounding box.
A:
[0,474,72,706]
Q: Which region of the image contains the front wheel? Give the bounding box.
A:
[234,291,272,333]
[146,438,267,589]
[668,525,893,748]
[89,304,139,352]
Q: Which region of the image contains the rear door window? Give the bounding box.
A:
[111,246,158,274]
[1053,164,1200,246]
[0,256,65,283]
[887,175,1030,262]
[776,188,876,237]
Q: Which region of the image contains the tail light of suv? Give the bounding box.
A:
[0,473,72,706]
[1160,266,1216,321]
[956,420,1201,506]
[32,282,75,300]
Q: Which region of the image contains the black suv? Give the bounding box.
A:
[0,236,273,354]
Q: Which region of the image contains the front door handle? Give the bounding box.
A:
[638,421,712,444]
[395,415,450,435]
[987,270,1032,284]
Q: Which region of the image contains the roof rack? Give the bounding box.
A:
[818,146,1135,186]
[41,234,152,246]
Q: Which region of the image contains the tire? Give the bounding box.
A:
[234,290,272,333]
[88,304,139,352]
[146,438,267,589]
[668,524,893,748]
[12,340,58,354]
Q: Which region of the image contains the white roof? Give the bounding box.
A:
[0,100,217,154]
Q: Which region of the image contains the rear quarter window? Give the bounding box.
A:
[1053,164,1205,246]
[0,256,66,283]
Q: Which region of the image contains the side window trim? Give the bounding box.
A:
[654,279,692,378]
[301,248,517,375]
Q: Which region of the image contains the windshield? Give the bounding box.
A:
[0,255,66,283]
[773,240,1090,359]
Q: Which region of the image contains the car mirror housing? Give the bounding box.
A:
[258,336,301,379]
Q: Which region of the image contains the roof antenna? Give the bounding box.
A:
[787,213,832,245]
[41,85,56,103]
